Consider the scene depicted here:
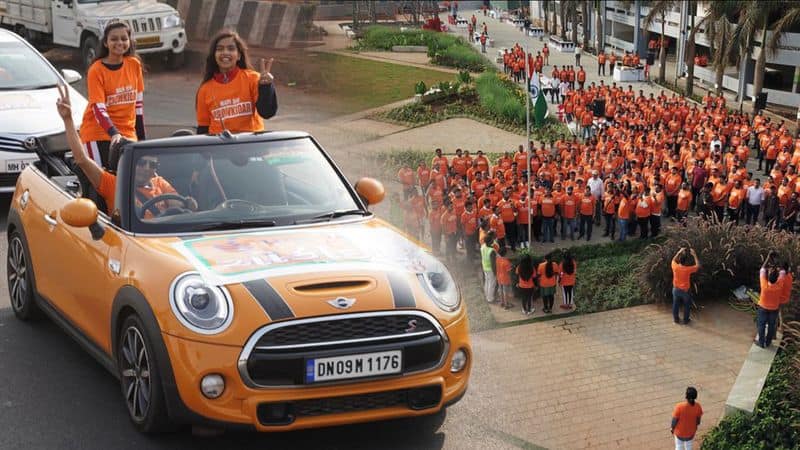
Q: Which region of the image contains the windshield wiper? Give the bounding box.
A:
[185,219,277,231]
[294,209,369,224]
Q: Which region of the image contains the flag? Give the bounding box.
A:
[529,73,549,126]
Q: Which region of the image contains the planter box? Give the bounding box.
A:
[725,338,780,417]
[528,27,544,37]
[549,36,575,53]
[391,45,428,53]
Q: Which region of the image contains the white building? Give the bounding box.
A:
[528,1,800,108]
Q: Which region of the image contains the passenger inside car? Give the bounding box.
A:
[56,83,196,218]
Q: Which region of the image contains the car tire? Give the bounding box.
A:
[7,230,39,321]
[117,314,171,433]
[82,36,99,69]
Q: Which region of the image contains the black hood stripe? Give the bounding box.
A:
[388,272,416,308]
[243,279,294,320]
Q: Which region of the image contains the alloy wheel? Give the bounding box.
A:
[8,236,27,312]
[120,326,152,422]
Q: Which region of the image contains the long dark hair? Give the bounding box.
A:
[562,252,575,275]
[518,254,534,280]
[95,21,138,63]
[544,255,554,278]
[202,30,251,83]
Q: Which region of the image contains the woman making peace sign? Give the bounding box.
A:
[196,30,278,134]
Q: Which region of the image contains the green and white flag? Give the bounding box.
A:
[529,73,549,126]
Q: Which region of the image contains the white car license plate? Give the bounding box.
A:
[306,350,402,383]
[5,159,34,173]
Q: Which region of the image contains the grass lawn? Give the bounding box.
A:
[272,51,454,114]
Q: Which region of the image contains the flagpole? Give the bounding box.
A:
[525,50,532,249]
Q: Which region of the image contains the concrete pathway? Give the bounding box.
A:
[465,301,753,449]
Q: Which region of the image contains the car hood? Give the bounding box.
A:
[0,86,86,136]
[162,219,448,322]
[81,0,176,19]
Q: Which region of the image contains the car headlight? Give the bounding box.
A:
[416,252,460,312]
[163,13,182,29]
[169,272,233,334]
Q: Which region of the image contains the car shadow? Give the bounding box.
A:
[0,308,447,450]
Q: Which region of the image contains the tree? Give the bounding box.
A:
[594,0,604,51]
[582,1,590,49]
[543,1,550,34]
[718,1,800,107]
[642,0,678,84]
[559,2,568,40]
[703,12,734,96]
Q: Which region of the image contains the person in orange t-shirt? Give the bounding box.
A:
[634,192,652,238]
[461,201,479,259]
[538,255,558,313]
[80,22,146,173]
[578,187,596,241]
[196,31,278,135]
[676,182,693,223]
[559,252,577,309]
[757,251,785,348]
[495,246,515,310]
[58,83,194,220]
[671,247,699,324]
[671,387,703,449]
[441,202,460,263]
[428,202,445,254]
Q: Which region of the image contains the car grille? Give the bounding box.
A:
[241,311,448,387]
[0,135,28,153]
[255,313,438,348]
[0,173,19,187]
[256,386,442,425]
[127,17,162,34]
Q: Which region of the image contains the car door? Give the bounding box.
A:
[52,0,79,47]
[22,172,123,349]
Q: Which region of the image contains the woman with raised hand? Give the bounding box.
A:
[80,21,145,168]
[196,30,278,135]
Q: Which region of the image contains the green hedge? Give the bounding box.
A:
[702,346,800,449]
[355,26,491,72]
[475,72,528,126]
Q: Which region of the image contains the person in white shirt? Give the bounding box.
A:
[575,45,582,66]
[559,80,569,105]
[587,170,604,225]
[746,179,765,225]
[709,135,722,153]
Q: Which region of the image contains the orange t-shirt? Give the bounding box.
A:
[579,195,595,216]
[560,261,577,286]
[496,256,512,286]
[677,189,692,212]
[196,69,266,134]
[672,401,703,440]
[97,171,177,217]
[760,270,785,310]
[618,197,631,218]
[538,262,557,288]
[672,261,698,291]
[81,56,144,143]
[541,197,556,217]
[635,198,651,218]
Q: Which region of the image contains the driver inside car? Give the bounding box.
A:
[56,83,197,218]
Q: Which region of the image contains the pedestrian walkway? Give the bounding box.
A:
[462,301,753,449]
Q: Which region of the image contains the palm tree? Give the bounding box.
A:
[543,1,550,34]
[570,2,579,44]
[559,2,568,40]
[642,0,678,84]
[594,0,604,52]
[704,14,734,96]
[720,1,800,106]
[582,1,590,49]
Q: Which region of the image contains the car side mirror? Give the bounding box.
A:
[61,198,105,240]
[61,69,82,84]
[355,177,385,206]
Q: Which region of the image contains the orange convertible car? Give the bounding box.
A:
[7,131,471,432]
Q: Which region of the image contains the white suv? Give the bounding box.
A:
[0,28,87,193]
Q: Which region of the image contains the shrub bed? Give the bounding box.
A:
[702,324,800,449]
[635,218,800,311]
[354,26,492,72]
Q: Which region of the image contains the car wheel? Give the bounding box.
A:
[7,231,39,321]
[82,36,99,69]
[117,314,170,433]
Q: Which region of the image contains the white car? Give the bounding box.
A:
[0,28,87,193]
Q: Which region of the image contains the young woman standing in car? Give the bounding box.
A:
[195,30,278,135]
[80,21,145,168]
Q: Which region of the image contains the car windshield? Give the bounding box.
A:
[0,42,59,90]
[128,137,365,233]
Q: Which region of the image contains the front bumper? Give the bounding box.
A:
[161,312,471,431]
[135,28,187,55]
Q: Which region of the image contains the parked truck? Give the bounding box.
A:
[0,0,186,68]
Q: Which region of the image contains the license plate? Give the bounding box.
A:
[306,350,402,383]
[136,36,161,46]
[5,159,34,173]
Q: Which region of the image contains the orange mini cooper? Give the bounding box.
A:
[7,131,471,433]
